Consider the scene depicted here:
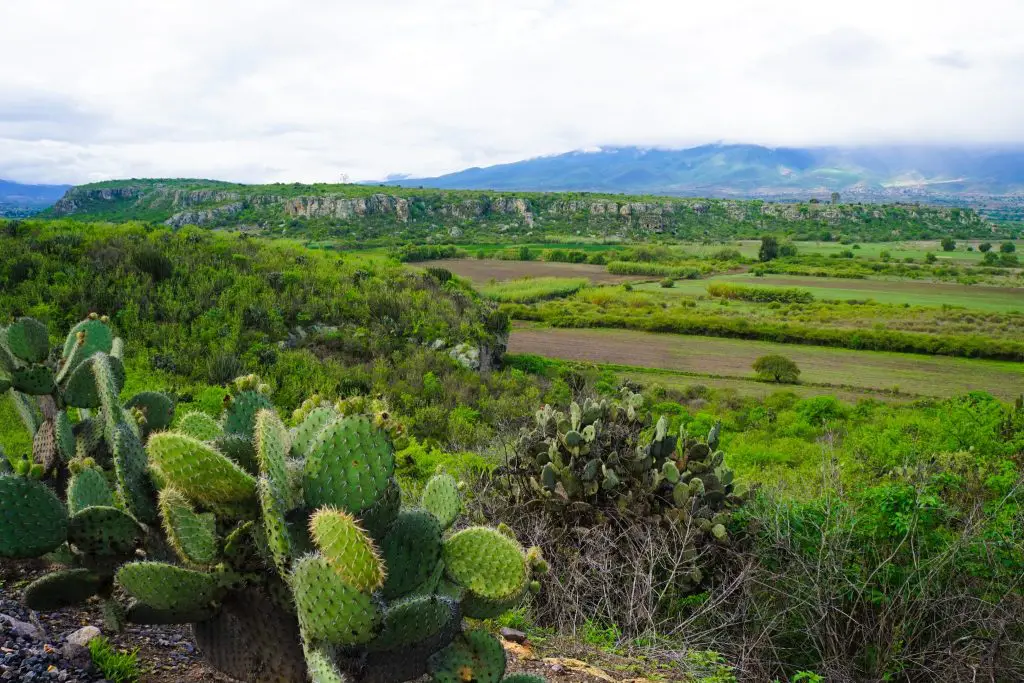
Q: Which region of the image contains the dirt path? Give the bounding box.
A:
[508,326,1024,400]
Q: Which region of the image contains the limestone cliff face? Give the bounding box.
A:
[284,194,410,222]
[164,203,245,227]
[51,186,142,215]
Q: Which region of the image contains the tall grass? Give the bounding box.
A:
[606,261,705,278]
[708,282,815,303]
[479,277,588,303]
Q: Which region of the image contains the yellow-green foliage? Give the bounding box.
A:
[479,277,588,303]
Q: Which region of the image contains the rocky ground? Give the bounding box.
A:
[1,562,637,683]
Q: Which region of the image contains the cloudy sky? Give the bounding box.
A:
[2,0,1022,184]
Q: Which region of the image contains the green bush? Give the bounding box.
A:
[752,355,801,383]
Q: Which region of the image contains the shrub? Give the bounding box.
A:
[759,236,779,262]
[752,355,801,383]
[206,352,242,385]
[707,283,814,304]
[979,242,992,252]
[925,252,937,263]
[941,237,956,251]
[660,277,675,288]
[1000,241,1016,253]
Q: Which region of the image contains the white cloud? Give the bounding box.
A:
[1,0,1022,184]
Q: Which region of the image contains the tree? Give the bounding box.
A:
[940,237,956,251]
[925,252,937,263]
[831,191,840,205]
[983,251,999,266]
[779,242,798,257]
[759,236,779,262]
[1000,241,1016,254]
[979,242,992,253]
[753,355,801,383]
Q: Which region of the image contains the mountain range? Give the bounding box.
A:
[383,144,1024,201]
[0,179,73,217]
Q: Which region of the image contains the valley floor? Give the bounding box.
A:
[508,324,1024,400]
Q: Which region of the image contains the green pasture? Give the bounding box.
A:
[635,272,1024,313]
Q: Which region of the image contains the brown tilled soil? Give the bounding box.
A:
[413,259,649,285]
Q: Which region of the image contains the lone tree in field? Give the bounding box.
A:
[759,236,779,262]
[753,354,801,383]
[941,237,956,251]
[1001,241,1016,254]
[979,242,992,253]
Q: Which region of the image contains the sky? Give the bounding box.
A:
[2,0,1023,185]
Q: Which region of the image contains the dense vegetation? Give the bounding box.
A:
[41,178,1012,243]
[0,219,537,449]
[1,211,1022,682]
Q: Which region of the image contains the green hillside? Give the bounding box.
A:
[39,178,1009,243]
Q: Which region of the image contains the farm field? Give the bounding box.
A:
[727,238,1024,262]
[637,272,1024,312]
[508,324,1024,399]
[413,258,649,284]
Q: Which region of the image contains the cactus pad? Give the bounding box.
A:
[55,410,75,461]
[113,422,156,523]
[67,468,114,514]
[7,317,49,363]
[367,594,458,653]
[223,390,274,439]
[62,318,114,362]
[13,365,56,395]
[305,645,349,683]
[303,415,395,515]
[23,569,103,611]
[0,476,68,558]
[254,408,290,486]
[159,488,218,565]
[357,478,401,541]
[213,433,259,475]
[124,391,175,432]
[125,600,217,625]
[257,477,294,573]
[117,561,222,611]
[380,509,443,600]
[309,508,384,592]
[428,629,507,683]
[421,473,461,530]
[68,505,142,557]
[147,432,257,509]
[291,554,381,645]
[290,405,338,458]
[444,527,527,602]
[176,411,224,440]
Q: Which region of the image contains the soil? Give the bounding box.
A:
[1,562,618,683]
[412,259,649,285]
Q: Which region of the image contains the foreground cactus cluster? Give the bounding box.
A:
[0,317,545,683]
[0,316,171,625]
[509,390,744,536]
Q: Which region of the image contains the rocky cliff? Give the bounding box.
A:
[42,179,996,241]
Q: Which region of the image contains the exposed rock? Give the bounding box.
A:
[283,194,409,222]
[61,626,101,668]
[0,614,43,640]
[500,627,528,644]
[164,202,244,227]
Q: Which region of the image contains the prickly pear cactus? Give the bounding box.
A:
[507,389,745,595]
[0,315,173,626]
[117,390,544,683]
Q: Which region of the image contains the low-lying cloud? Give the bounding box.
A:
[1,0,1021,184]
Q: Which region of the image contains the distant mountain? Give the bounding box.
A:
[0,179,73,217]
[382,144,1024,200]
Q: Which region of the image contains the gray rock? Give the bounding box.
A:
[499,627,528,644]
[62,625,101,668]
[0,613,43,640]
